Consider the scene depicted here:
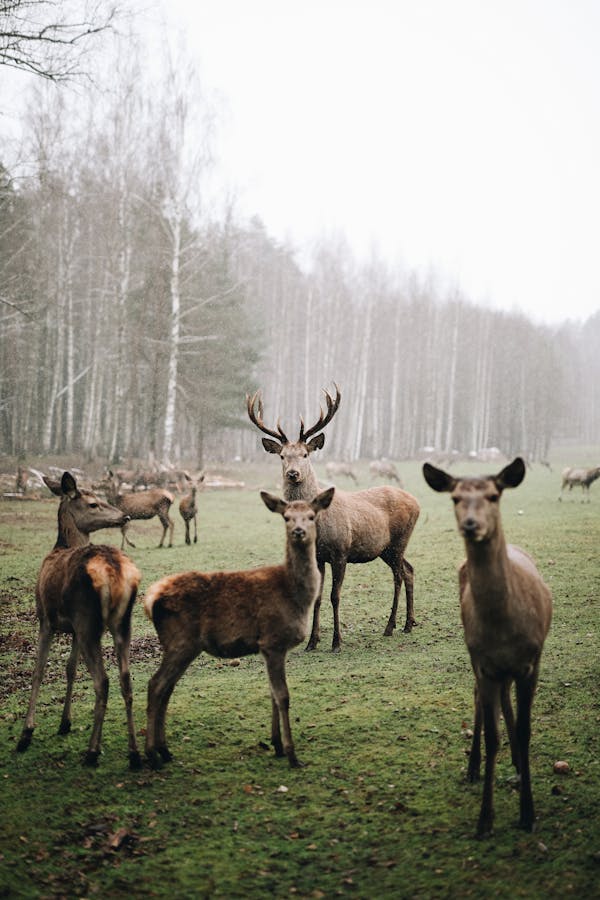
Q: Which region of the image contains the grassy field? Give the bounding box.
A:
[0,453,599,899]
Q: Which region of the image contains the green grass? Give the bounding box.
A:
[0,455,599,898]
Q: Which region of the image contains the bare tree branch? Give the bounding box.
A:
[0,0,117,81]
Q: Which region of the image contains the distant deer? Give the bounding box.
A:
[17,472,142,768]
[105,470,174,549]
[325,461,358,484]
[247,386,420,651]
[144,487,335,769]
[559,465,600,501]
[369,459,403,486]
[179,472,205,545]
[423,457,552,837]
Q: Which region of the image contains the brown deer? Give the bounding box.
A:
[325,461,358,484]
[143,487,335,769]
[423,457,552,837]
[369,459,403,486]
[179,472,205,545]
[17,472,142,768]
[247,386,420,651]
[559,465,600,501]
[105,470,174,549]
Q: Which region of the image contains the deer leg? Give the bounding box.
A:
[121,522,136,549]
[17,620,53,752]
[111,611,141,770]
[262,650,302,767]
[146,650,195,768]
[192,513,197,544]
[329,559,347,652]
[305,565,325,651]
[270,694,284,758]
[184,519,191,545]
[157,513,168,548]
[477,680,501,838]
[515,670,538,831]
[467,681,482,782]
[58,638,79,735]
[500,680,519,773]
[79,638,109,766]
[401,559,416,631]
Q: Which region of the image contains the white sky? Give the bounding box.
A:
[3,0,600,326]
[153,0,600,326]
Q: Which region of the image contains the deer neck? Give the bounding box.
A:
[55,509,90,549]
[463,527,513,611]
[285,541,320,608]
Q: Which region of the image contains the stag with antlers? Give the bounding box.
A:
[247,385,420,651]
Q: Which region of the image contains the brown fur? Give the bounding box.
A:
[105,470,174,548]
[143,488,334,769]
[17,472,142,768]
[178,472,204,545]
[247,386,420,651]
[423,458,552,837]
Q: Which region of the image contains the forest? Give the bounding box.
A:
[1,41,599,468]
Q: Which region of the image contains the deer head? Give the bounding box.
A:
[247,385,341,489]
[422,457,525,542]
[44,471,129,547]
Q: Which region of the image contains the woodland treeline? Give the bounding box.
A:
[1,72,598,467]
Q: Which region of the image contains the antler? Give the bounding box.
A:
[299,384,341,442]
[246,390,289,444]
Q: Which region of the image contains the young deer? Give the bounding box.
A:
[247,386,420,651]
[423,457,552,837]
[143,487,335,769]
[179,472,204,545]
[105,470,174,549]
[17,472,142,768]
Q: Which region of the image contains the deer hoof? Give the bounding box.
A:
[58,719,71,735]
[383,623,395,636]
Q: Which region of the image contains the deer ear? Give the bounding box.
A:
[42,476,62,496]
[60,471,79,498]
[313,486,335,512]
[260,491,287,515]
[307,433,325,453]
[495,457,526,490]
[422,463,456,493]
[262,438,282,455]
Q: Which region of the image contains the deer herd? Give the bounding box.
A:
[18,382,590,838]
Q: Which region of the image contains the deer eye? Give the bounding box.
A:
[486,494,499,503]
[89,502,99,509]
[451,496,460,505]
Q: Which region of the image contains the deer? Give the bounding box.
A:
[16,472,142,768]
[179,471,205,545]
[247,385,420,652]
[422,457,552,837]
[105,470,174,549]
[325,461,358,484]
[143,487,335,769]
[558,465,600,501]
[369,459,403,486]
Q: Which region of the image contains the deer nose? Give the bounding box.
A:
[287,469,300,482]
[462,517,478,535]
[292,526,305,538]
